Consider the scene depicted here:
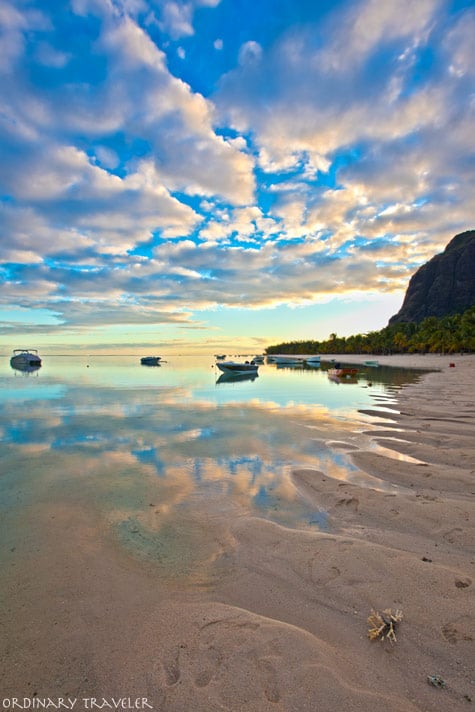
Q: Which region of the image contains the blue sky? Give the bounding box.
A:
[0,0,474,353]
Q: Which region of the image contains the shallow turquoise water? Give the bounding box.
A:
[0,354,424,575]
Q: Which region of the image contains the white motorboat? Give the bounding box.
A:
[10,349,42,368]
[216,360,259,375]
[304,355,321,364]
[272,355,303,364]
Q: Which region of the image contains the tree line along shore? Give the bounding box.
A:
[265,305,475,356]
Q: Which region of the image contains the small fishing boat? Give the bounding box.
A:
[10,349,42,368]
[214,354,226,360]
[304,355,321,364]
[363,360,380,367]
[328,367,358,378]
[141,356,161,366]
[216,360,259,375]
[304,355,321,366]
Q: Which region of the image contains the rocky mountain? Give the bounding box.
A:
[389,230,475,325]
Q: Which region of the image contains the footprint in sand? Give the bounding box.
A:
[197,617,284,703]
[194,645,222,688]
[314,565,341,586]
[257,658,281,703]
[442,621,473,644]
[442,527,463,544]
[151,614,288,709]
[162,648,181,686]
[335,497,359,512]
[157,641,224,692]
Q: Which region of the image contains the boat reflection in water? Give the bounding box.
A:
[327,366,359,384]
[216,370,259,384]
[327,373,359,384]
[10,361,42,375]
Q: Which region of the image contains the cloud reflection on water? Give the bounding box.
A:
[0,356,421,577]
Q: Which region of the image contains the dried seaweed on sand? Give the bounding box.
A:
[367,608,403,643]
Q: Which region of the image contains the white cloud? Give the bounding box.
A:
[0,0,49,72]
[215,0,473,256]
[149,0,221,40]
[94,146,120,169]
[443,8,475,78]
[320,0,440,72]
[158,2,194,39]
[238,40,262,66]
[34,41,70,68]
[0,4,255,268]
[99,12,168,70]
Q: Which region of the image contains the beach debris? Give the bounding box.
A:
[427,674,446,689]
[367,608,403,643]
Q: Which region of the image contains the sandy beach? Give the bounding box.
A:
[1,353,474,711]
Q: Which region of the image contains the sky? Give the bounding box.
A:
[0,0,474,354]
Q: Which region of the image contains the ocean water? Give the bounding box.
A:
[0,354,424,580]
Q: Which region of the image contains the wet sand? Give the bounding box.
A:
[1,354,474,711]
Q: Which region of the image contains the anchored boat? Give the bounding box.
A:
[141,356,162,366]
[216,360,259,375]
[10,349,42,369]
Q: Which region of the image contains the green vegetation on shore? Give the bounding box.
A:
[266,306,475,356]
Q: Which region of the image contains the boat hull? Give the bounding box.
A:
[216,361,258,375]
[272,356,302,364]
[271,354,320,365]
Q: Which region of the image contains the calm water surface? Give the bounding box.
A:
[0,354,425,579]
